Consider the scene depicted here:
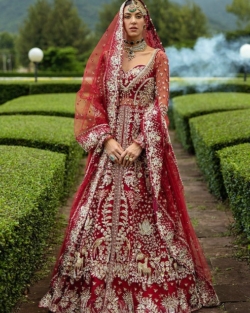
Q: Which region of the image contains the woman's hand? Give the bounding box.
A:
[104,138,124,164]
[120,142,143,167]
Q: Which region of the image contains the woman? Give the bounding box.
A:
[39,0,220,312]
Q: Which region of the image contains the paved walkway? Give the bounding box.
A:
[15,131,250,313]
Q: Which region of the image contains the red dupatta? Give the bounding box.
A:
[56,0,213,287]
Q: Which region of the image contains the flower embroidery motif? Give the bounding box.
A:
[39,26,220,313]
[139,219,153,236]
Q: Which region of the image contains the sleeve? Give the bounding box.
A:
[155,50,169,117]
[76,128,113,153]
[76,51,114,153]
[132,50,169,148]
[132,132,146,149]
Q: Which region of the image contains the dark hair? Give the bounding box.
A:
[124,0,133,7]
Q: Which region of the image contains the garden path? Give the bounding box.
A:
[15,131,250,313]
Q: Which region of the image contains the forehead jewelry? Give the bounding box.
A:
[128,0,147,15]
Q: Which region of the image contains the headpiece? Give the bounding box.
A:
[127,0,147,16]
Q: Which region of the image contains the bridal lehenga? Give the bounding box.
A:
[39,1,220,312]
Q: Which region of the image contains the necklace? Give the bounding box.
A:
[123,38,147,61]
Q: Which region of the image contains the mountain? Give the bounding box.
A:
[171,0,237,32]
[0,0,237,33]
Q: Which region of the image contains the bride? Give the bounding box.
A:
[39,0,220,312]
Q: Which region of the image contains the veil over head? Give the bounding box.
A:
[74,0,164,153]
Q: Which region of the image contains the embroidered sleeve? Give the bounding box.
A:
[132,132,146,149]
[155,50,169,116]
[76,51,113,154]
[76,124,113,153]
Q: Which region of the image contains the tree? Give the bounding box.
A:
[46,0,90,53]
[0,32,15,50]
[95,0,120,38]
[16,0,91,68]
[96,0,208,48]
[16,0,52,66]
[39,47,82,72]
[180,2,208,46]
[0,32,17,71]
[227,0,250,30]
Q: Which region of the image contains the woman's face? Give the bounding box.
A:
[123,6,145,40]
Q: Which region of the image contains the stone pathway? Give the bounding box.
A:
[15,131,250,313]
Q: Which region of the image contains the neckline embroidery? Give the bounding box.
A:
[120,49,160,92]
[121,49,159,74]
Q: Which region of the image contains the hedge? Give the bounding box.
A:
[0,146,65,312]
[0,84,30,105]
[0,82,81,105]
[189,109,250,199]
[0,115,83,196]
[168,80,250,128]
[173,93,250,152]
[0,94,75,117]
[218,143,250,239]
[29,82,80,95]
[0,71,82,77]
[1,79,250,105]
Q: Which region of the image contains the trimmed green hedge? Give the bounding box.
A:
[0,94,75,117]
[0,84,30,105]
[189,109,250,199]
[173,93,250,152]
[1,80,250,105]
[0,115,83,196]
[0,146,65,312]
[218,144,250,239]
[0,71,82,77]
[0,82,81,105]
[29,82,80,95]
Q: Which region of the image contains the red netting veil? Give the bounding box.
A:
[52,0,218,299]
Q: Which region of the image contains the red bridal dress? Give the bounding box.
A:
[39,1,220,312]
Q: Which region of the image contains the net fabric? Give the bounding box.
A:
[142,49,212,282]
[54,0,214,295]
[74,12,119,154]
[74,0,165,154]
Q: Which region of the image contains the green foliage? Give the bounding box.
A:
[0,115,83,195]
[95,0,120,37]
[151,0,208,47]
[0,83,30,105]
[226,29,250,40]
[0,94,75,117]
[16,0,90,67]
[16,0,52,67]
[0,32,15,49]
[0,82,81,105]
[29,82,80,95]
[218,143,250,239]
[227,0,250,30]
[39,47,82,72]
[0,0,238,34]
[173,93,250,152]
[0,146,65,312]
[0,71,83,77]
[96,0,208,47]
[168,80,250,128]
[189,109,250,199]
[2,79,250,106]
[0,32,17,70]
[46,0,90,52]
